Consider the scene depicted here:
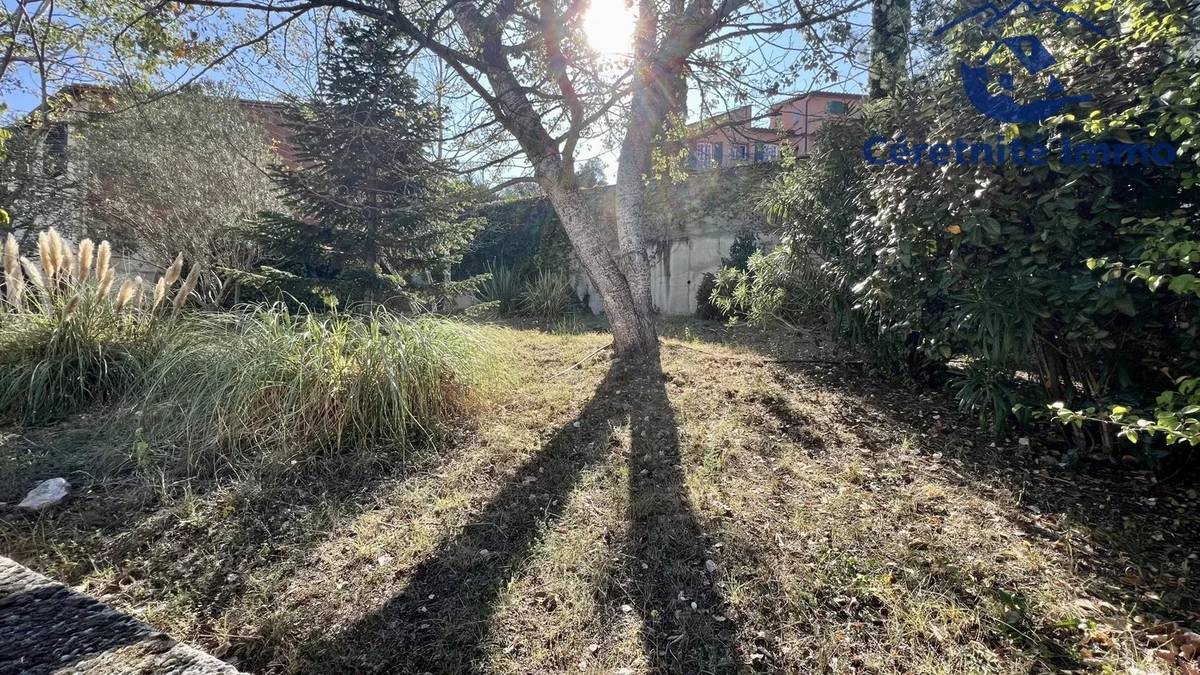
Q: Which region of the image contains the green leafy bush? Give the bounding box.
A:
[694,272,723,320]
[125,305,500,474]
[696,232,761,321]
[756,0,1200,456]
[710,246,835,328]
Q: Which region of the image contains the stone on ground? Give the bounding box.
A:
[17,478,70,511]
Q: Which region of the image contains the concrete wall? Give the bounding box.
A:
[567,164,779,316]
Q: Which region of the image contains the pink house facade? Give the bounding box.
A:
[686,91,863,170]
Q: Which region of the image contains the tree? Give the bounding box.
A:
[0,0,255,231]
[252,21,482,309]
[167,0,866,358]
[575,157,607,188]
[77,85,281,299]
[1,0,206,115]
[0,121,79,241]
[868,0,911,98]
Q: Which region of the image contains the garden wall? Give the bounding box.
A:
[466,164,779,315]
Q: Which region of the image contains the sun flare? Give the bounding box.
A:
[583,0,637,57]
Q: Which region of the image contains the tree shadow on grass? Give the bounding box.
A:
[0,427,451,672]
[729,345,1200,662]
[665,317,1191,546]
[652,324,1195,662]
[618,354,743,673]
[300,355,742,673]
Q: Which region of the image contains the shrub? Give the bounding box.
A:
[696,232,761,321]
[126,305,500,474]
[757,1,1200,454]
[723,232,758,272]
[710,246,835,328]
[476,262,522,313]
[694,272,722,320]
[520,269,575,319]
[0,229,197,423]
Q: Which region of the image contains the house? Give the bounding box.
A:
[1,85,292,276]
[686,91,863,169]
[2,85,293,221]
[12,84,295,175]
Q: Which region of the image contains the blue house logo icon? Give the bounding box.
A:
[934,1,1107,124]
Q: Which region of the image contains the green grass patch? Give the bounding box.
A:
[122,305,502,475]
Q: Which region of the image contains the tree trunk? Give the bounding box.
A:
[614,133,658,355]
[602,3,694,360]
[868,0,911,99]
[449,0,663,359]
[539,165,658,358]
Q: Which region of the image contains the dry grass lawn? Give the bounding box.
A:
[2,319,1198,673]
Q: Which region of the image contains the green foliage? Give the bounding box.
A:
[125,305,500,475]
[710,246,837,328]
[1051,375,1200,463]
[694,272,723,321]
[476,262,522,313]
[723,232,759,271]
[459,196,570,281]
[1,0,207,111]
[461,198,579,318]
[756,0,1200,454]
[575,157,607,188]
[696,232,763,321]
[0,230,198,423]
[0,232,498,473]
[951,365,1027,438]
[520,269,576,319]
[253,21,482,310]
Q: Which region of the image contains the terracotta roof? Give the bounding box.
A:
[768,90,866,110]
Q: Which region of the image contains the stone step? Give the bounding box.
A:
[0,556,244,675]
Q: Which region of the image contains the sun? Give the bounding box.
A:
[582,0,637,57]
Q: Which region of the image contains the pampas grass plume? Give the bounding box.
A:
[164,254,183,286]
[76,239,94,282]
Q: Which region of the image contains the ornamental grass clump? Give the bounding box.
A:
[520,269,575,319]
[0,229,198,423]
[476,262,522,314]
[128,304,500,474]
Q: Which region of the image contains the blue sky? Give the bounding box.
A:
[2,2,870,182]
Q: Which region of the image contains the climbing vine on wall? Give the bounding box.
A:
[456,196,572,279]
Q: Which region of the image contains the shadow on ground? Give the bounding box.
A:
[0,424,450,666]
[667,318,1200,666]
[299,356,742,673]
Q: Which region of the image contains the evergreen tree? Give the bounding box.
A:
[253,21,481,309]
